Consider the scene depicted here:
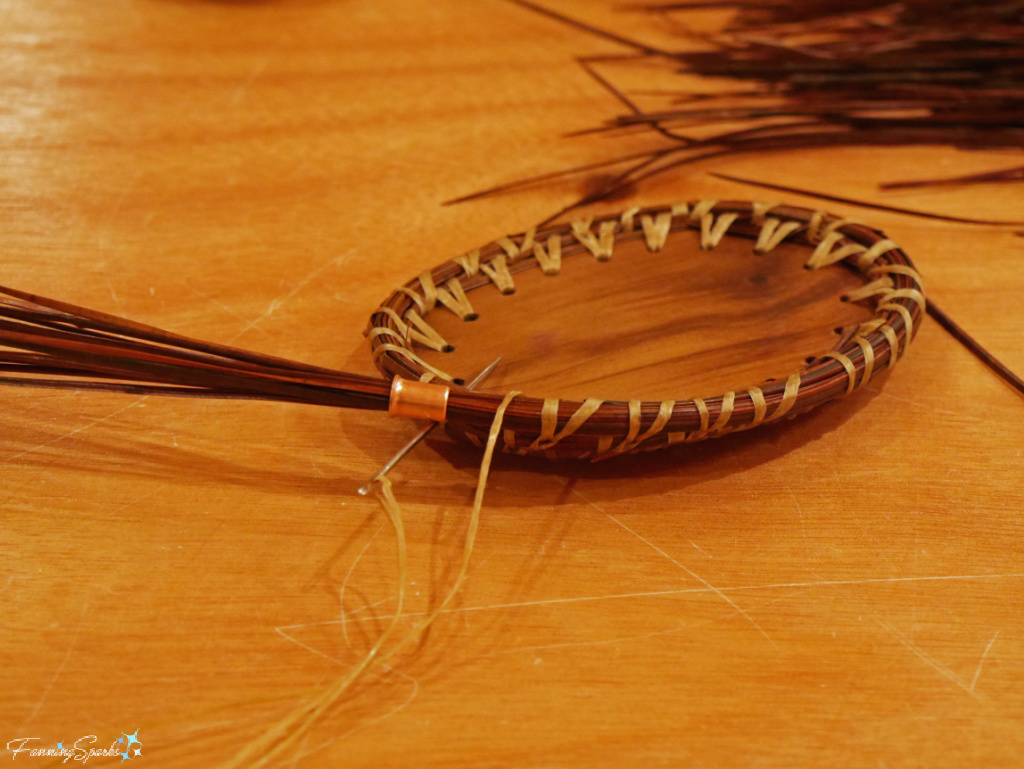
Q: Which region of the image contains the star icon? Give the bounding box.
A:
[120,750,131,762]
[123,730,141,748]
[56,743,63,750]
[134,748,142,757]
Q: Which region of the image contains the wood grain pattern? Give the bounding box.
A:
[1,1,1022,767]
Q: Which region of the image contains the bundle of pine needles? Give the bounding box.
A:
[475,0,1024,208]
[0,285,391,409]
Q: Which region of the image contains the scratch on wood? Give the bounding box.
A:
[338,526,384,648]
[305,572,1024,627]
[229,252,350,342]
[970,632,1000,692]
[573,488,777,647]
[3,397,148,466]
[21,601,90,726]
[875,617,980,699]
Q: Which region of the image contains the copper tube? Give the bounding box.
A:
[388,377,450,421]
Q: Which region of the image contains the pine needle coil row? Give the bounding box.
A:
[369,200,925,459]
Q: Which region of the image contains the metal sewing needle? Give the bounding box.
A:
[357,356,502,495]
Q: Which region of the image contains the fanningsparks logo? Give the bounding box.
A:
[6,731,142,762]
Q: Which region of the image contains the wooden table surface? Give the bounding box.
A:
[3,1,1022,766]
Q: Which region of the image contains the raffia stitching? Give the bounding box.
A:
[869,264,924,290]
[455,248,481,277]
[754,217,803,254]
[479,254,515,294]
[571,217,617,261]
[597,399,676,458]
[496,226,537,263]
[806,231,867,269]
[700,211,740,250]
[750,201,780,225]
[526,397,605,451]
[533,235,562,276]
[822,350,857,397]
[620,206,641,232]
[844,277,895,303]
[854,336,875,388]
[373,342,454,382]
[772,372,802,420]
[434,278,476,320]
[396,286,426,313]
[418,270,439,312]
[372,306,451,351]
[641,212,673,251]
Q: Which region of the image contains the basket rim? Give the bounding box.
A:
[367,199,924,456]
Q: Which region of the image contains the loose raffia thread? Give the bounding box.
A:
[217,391,521,769]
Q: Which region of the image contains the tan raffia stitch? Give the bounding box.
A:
[373,306,414,341]
[869,264,924,291]
[479,254,516,294]
[844,277,895,303]
[620,206,641,232]
[880,287,926,314]
[533,235,562,276]
[856,239,900,271]
[638,400,675,448]
[527,398,604,451]
[709,391,735,434]
[455,247,481,277]
[806,231,867,269]
[771,372,802,420]
[688,199,717,223]
[571,217,617,261]
[879,299,916,340]
[496,226,537,263]
[434,278,477,320]
[599,399,676,458]
[396,286,426,313]
[879,324,901,364]
[807,211,826,242]
[854,336,875,388]
[594,435,614,456]
[819,217,860,241]
[530,398,560,448]
[367,326,405,345]
[750,201,780,225]
[372,306,452,352]
[576,399,640,460]
[617,400,642,451]
[822,350,858,397]
[641,211,673,251]
[406,310,452,350]
[754,217,803,255]
[373,342,455,382]
[502,428,517,453]
[700,211,740,250]
[747,386,768,428]
[687,397,711,441]
[418,270,439,312]
[858,317,886,335]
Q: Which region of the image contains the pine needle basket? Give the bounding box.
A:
[369,200,925,459]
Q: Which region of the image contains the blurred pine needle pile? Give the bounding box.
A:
[489,0,1024,202]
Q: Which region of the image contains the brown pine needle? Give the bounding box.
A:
[709,172,1024,227]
